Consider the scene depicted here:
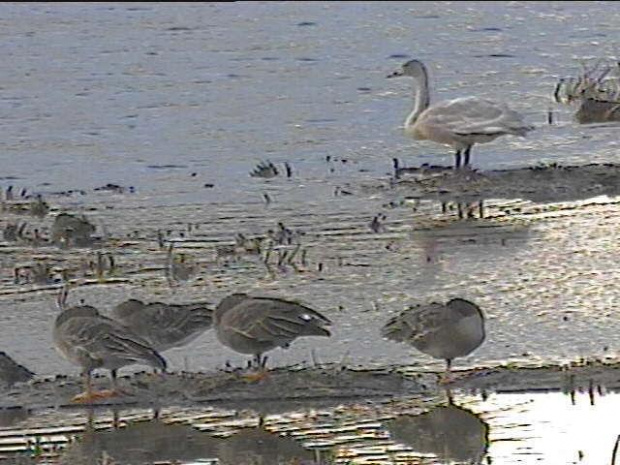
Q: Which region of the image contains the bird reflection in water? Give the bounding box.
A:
[0,407,29,428]
[60,408,216,465]
[59,409,316,465]
[385,389,489,464]
[215,416,316,465]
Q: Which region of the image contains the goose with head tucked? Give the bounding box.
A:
[214,293,331,378]
[381,298,485,383]
[112,299,213,353]
[388,59,535,169]
[53,304,167,403]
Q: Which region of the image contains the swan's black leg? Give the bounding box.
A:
[463,146,472,167]
[478,199,484,218]
[454,150,461,169]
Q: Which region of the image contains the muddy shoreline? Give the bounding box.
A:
[366,162,620,205]
[2,360,619,416]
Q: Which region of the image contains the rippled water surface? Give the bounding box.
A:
[1,390,618,464]
[0,2,619,383]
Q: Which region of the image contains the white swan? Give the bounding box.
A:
[388,60,535,168]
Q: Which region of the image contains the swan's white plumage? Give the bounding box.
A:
[390,60,534,168]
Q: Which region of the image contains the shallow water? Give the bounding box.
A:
[1,1,620,195]
[0,1,619,396]
[0,389,617,464]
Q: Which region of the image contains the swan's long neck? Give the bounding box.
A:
[405,72,430,128]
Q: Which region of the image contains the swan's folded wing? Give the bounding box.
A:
[420,97,532,136]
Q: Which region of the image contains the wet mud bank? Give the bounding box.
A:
[366,162,620,205]
[0,365,431,413]
[2,360,619,414]
[450,359,620,395]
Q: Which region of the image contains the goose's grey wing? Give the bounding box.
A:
[381,303,455,344]
[57,315,166,371]
[214,293,250,323]
[142,302,214,349]
[222,298,330,346]
[111,299,147,326]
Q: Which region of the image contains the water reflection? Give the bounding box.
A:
[214,419,315,465]
[0,407,29,427]
[385,394,489,464]
[3,388,619,464]
[58,410,315,465]
[412,217,531,285]
[59,411,212,464]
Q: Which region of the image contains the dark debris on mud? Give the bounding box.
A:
[368,162,620,203]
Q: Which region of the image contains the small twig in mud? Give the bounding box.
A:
[277,249,289,267]
[263,193,272,206]
[166,246,197,285]
[165,243,179,286]
[57,282,70,311]
[250,160,279,178]
[284,162,292,178]
[96,252,106,281]
[334,186,353,196]
[263,244,273,266]
[370,214,386,233]
[554,79,564,103]
[393,157,400,175]
[108,254,116,274]
[370,215,381,233]
[301,248,308,267]
[286,243,301,265]
[611,434,620,465]
[338,350,351,369]
[157,229,165,249]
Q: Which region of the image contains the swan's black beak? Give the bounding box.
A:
[387,69,404,78]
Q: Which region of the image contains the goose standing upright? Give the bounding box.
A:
[388,59,534,168]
